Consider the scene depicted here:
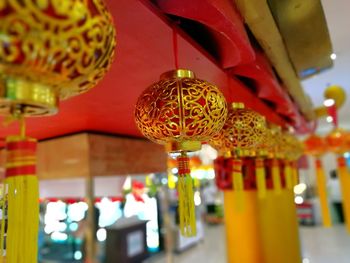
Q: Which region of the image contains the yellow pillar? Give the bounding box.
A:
[224,191,263,263]
[258,190,302,263]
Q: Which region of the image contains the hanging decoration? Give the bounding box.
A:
[135,69,227,236]
[326,128,350,232]
[2,129,38,263]
[267,126,283,194]
[0,1,116,262]
[253,122,273,199]
[304,134,332,227]
[209,103,266,196]
[279,132,303,190]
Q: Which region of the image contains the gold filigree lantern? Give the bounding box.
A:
[135,69,228,236]
[0,2,116,262]
[209,103,266,194]
[0,0,116,115]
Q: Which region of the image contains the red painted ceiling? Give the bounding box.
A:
[0,0,310,143]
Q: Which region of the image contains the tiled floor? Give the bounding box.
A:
[149,224,350,263]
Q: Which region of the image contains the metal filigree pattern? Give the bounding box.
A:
[135,70,228,148]
[209,104,266,157]
[280,133,304,160]
[0,0,116,99]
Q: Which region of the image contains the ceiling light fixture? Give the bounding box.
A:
[326,116,333,123]
[330,53,337,60]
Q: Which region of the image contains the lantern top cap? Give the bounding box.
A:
[160,69,195,80]
[231,102,245,109]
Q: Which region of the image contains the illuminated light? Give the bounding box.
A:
[194,191,201,206]
[294,183,307,195]
[326,116,333,123]
[51,231,68,241]
[295,196,304,204]
[207,169,215,180]
[330,53,337,60]
[74,251,83,260]
[324,99,335,107]
[171,167,178,174]
[344,152,350,158]
[96,228,107,242]
[123,176,132,190]
[69,222,79,232]
[303,258,310,263]
[161,178,167,185]
[67,202,88,222]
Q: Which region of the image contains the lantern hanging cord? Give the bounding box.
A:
[172,25,179,69]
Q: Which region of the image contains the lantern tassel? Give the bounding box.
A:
[284,160,293,190]
[272,159,282,194]
[232,159,244,210]
[3,136,39,263]
[315,159,332,227]
[177,153,196,237]
[291,161,299,187]
[255,158,266,199]
[337,156,350,233]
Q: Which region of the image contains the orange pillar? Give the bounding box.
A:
[224,191,263,263]
[337,156,350,233]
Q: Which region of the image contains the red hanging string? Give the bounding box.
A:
[326,104,338,128]
[172,26,179,69]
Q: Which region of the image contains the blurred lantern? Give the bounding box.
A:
[135,69,227,236]
[254,124,273,199]
[326,128,350,232]
[209,102,266,195]
[0,1,116,261]
[279,132,303,190]
[267,126,283,194]
[304,134,332,227]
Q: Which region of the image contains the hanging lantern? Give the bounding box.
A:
[209,102,266,194]
[325,128,350,232]
[279,132,302,190]
[0,2,116,262]
[304,134,332,227]
[254,125,274,199]
[266,126,284,194]
[135,69,228,236]
[0,0,116,115]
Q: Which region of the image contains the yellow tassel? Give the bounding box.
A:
[315,159,332,227]
[2,136,39,263]
[177,153,196,237]
[0,184,7,262]
[255,158,267,199]
[272,159,282,195]
[337,156,350,233]
[232,159,244,211]
[291,161,299,187]
[284,161,293,190]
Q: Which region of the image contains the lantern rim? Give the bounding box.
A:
[231,102,245,109]
[160,69,195,80]
[0,77,58,116]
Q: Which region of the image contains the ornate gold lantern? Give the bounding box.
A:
[254,125,274,198]
[280,133,303,190]
[0,0,116,115]
[304,134,332,227]
[0,2,116,262]
[135,69,228,236]
[209,103,266,193]
[266,125,284,194]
